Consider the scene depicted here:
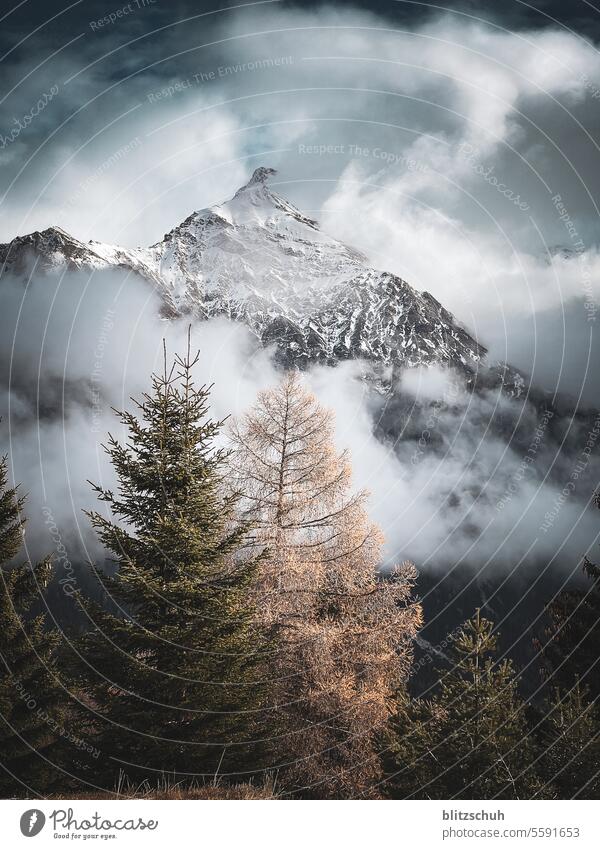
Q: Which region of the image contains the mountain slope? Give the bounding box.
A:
[1,167,487,374]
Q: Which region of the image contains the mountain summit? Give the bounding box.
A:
[1,168,488,375]
[241,165,278,187]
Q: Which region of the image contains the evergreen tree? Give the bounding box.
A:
[538,682,600,799]
[386,611,544,799]
[230,372,421,797]
[381,690,445,799]
[75,341,266,786]
[0,456,64,798]
[539,493,600,698]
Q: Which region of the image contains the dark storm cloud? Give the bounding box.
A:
[1,2,599,397]
[0,0,599,570]
[6,1,600,39]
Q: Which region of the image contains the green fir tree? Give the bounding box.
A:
[0,456,65,798]
[75,341,267,788]
[386,611,544,799]
[539,492,600,699]
[539,682,600,799]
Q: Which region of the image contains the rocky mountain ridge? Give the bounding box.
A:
[0,167,520,388]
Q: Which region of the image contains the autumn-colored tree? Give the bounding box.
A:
[229,372,421,797]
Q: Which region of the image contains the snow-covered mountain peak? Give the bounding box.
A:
[197,165,320,233]
[0,171,494,379]
[238,165,278,189]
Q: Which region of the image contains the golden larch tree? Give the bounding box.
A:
[229,372,422,797]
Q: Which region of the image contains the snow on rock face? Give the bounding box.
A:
[0,167,488,376]
[245,166,277,186]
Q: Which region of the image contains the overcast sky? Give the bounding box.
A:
[1,0,600,583]
[1,0,599,404]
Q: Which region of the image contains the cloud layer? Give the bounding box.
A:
[2,6,599,401]
[1,264,597,583]
[1,4,599,579]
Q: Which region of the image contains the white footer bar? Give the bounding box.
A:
[1,799,597,848]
